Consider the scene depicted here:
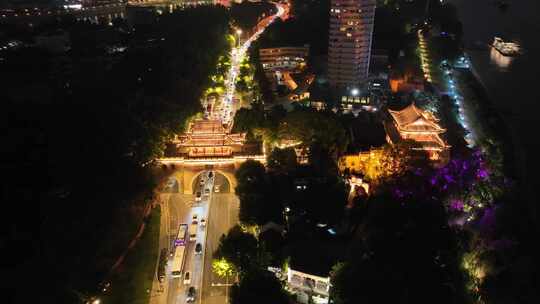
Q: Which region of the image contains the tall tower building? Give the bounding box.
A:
[328,0,376,88]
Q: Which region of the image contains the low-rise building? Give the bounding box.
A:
[259,45,309,91]
[259,45,309,71]
[389,72,425,94]
[338,149,382,173]
[287,268,330,304]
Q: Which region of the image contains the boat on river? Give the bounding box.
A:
[491,37,521,57]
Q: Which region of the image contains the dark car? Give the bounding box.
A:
[195,243,202,255]
[208,171,214,178]
[186,287,196,303]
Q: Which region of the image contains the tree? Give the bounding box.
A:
[278,110,348,156]
[356,140,428,186]
[267,147,298,173]
[212,257,237,278]
[293,172,347,225]
[5,6,232,301]
[231,107,265,134]
[230,269,289,304]
[330,195,469,304]
[214,225,259,274]
[235,160,283,225]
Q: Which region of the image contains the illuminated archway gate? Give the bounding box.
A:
[191,170,231,194]
[157,157,264,194]
[159,118,265,193]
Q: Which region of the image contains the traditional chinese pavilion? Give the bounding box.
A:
[173,119,246,158]
[384,103,449,162]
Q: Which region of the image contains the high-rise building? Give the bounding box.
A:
[328,0,376,88]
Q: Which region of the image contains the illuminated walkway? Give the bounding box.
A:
[417,30,477,147]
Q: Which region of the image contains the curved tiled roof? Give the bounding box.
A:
[388,103,445,133]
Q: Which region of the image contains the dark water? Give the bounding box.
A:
[451,0,540,221]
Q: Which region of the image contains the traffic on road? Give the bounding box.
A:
[153,3,285,304]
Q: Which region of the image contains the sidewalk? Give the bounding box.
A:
[150,193,172,304]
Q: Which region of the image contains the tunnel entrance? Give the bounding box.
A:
[191,170,231,195]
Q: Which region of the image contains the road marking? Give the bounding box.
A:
[199,172,214,304]
[211,283,234,287]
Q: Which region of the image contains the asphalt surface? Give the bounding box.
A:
[201,188,238,304]
[152,172,235,304]
[149,4,285,303]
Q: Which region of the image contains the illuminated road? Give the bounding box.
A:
[151,3,286,304]
[220,2,286,126]
[200,175,237,304]
[152,172,233,304]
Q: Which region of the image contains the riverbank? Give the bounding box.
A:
[456,67,518,177]
[420,29,519,180]
[450,0,540,230]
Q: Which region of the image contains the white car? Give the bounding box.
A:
[199,218,206,227]
[195,192,201,202]
[183,272,191,285]
[192,213,198,222]
[214,185,220,193]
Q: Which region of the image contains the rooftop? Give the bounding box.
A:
[388,103,445,133]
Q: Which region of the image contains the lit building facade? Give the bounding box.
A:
[259,46,309,91]
[287,268,330,304]
[328,0,376,88]
[384,103,450,162]
[174,119,247,158]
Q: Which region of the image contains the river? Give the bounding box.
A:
[450,0,540,222]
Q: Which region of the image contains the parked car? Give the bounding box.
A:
[183,272,191,285]
[195,243,202,255]
[214,185,220,193]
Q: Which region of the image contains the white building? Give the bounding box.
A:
[287,268,331,304]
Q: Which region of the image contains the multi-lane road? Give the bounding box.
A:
[151,172,237,304]
[208,1,287,126]
[150,3,287,304]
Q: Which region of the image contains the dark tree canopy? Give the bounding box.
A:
[235,160,283,225]
[214,225,260,273]
[267,147,298,174]
[230,269,289,304]
[331,195,468,304]
[2,7,231,301]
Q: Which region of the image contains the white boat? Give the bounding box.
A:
[491,37,521,57]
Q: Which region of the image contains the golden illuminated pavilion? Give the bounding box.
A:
[174,119,246,158]
[384,103,449,162]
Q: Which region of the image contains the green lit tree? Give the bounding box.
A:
[214,225,259,274]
